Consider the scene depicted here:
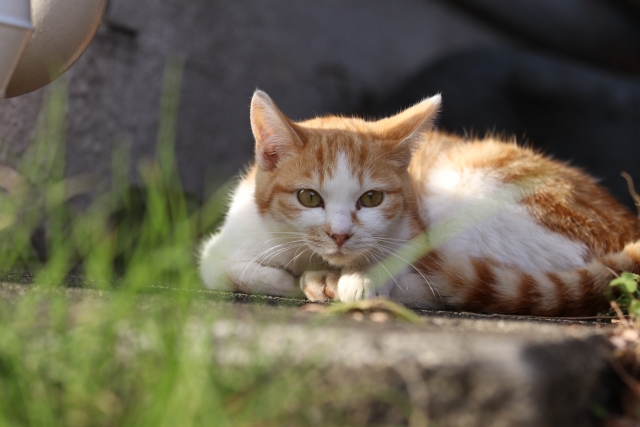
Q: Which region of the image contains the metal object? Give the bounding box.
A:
[0,0,33,98]
[4,0,108,98]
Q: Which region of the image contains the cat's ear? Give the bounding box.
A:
[375,94,441,167]
[250,90,304,171]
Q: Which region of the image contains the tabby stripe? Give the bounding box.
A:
[381,201,402,220]
[546,272,571,317]
[314,142,324,171]
[461,259,497,312]
[276,199,298,220]
[415,251,443,275]
[510,272,543,315]
[443,267,467,297]
[356,143,368,185]
[256,182,287,214]
[350,211,362,226]
[577,269,608,316]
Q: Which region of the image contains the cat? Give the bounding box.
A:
[198,90,640,316]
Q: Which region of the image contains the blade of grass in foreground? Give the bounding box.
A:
[367,177,541,291]
[0,57,433,427]
[0,288,418,427]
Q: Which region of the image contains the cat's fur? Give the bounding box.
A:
[199,90,640,316]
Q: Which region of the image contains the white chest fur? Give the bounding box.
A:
[199,175,324,293]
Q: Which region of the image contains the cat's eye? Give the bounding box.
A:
[358,190,383,208]
[297,189,324,208]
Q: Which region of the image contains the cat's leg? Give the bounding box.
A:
[336,269,395,302]
[226,261,304,298]
[300,270,340,302]
[334,269,445,308]
[301,269,443,305]
[301,269,388,302]
[389,271,444,310]
[200,232,305,298]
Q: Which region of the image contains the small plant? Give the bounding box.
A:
[609,272,640,317]
[606,272,640,425]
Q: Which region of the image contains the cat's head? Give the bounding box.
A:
[250,90,440,267]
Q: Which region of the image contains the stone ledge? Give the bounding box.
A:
[0,282,620,426]
[210,302,615,427]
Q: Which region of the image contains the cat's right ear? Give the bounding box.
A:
[250,90,304,171]
[375,94,442,168]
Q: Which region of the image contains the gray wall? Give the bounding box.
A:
[0,0,509,198]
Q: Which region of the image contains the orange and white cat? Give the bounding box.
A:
[199,90,640,316]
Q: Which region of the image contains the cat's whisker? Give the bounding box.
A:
[373,236,411,242]
[232,236,303,275]
[239,241,306,286]
[366,247,401,292]
[287,253,318,285]
[372,244,428,285]
[374,236,433,254]
[372,243,443,305]
[306,249,325,267]
[266,232,307,237]
[233,235,305,260]
[284,247,310,271]
[261,246,304,269]
[259,242,306,268]
[230,239,255,261]
[362,252,383,283]
[361,252,374,268]
[261,236,306,246]
[370,247,406,294]
[249,244,307,290]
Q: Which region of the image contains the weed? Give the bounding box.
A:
[609,272,640,318]
[0,58,425,426]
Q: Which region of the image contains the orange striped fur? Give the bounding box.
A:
[199,90,640,316]
[402,133,640,316]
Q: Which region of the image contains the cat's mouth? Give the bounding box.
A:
[323,253,357,266]
[322,248,367,267]
[306,237,369,266]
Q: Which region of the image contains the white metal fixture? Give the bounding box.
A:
[0,0,33,98]
[0,0,108,99]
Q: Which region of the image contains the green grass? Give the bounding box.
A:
[0,289,411,427]
[0,61,418,427]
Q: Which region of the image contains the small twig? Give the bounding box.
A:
[455,310,623,321]
[611,300,632,328]
[621,171,640,218]
[556,315,628,320]
[603,262,622,278]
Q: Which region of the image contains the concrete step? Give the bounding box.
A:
[211,294,617,427]
[0,283,620,426]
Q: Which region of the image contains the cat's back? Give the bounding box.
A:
[411,132,640,265]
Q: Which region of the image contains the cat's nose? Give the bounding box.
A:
[330,233,351,247]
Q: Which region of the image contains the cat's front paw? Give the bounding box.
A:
[300,270,340,302]
[337,272,391,302]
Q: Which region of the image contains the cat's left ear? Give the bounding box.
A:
[250,90,304,171]
[375,94,441,167]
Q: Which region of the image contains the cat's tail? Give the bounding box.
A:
[419,240,640,317]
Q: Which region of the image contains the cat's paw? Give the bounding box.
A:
[300,270,340,302]
[337,272,391,302]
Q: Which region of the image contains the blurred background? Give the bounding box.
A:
[1,0,640,208]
